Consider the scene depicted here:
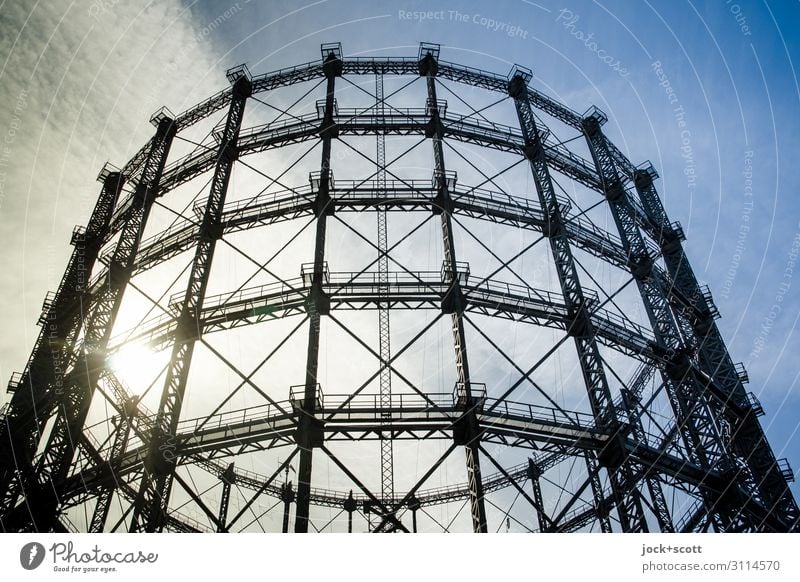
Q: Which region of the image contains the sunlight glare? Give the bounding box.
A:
[107,343,166,395]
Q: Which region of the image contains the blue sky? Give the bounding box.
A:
[1,0,799,520]
[190,0,800,487]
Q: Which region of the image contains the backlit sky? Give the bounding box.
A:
[1,0,799,506]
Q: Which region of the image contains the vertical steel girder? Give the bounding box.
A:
[408,494,420,533]
[633,168,800,530]
[614,363,673,531]
[376,72,395,506]
[2,115,175,533]
[0,170,124,522]
[217,464,236,533]
[130,72,251,532]
[281,481,294,533]
[294,49,341,533]
[508,70,649,532]
[583,452,613,532]
[344,490,357,533]
[421,48,488,533]
[527,460,549,532]
[620,388,674,532]
[89,403,135,532]
[580,112,747,530]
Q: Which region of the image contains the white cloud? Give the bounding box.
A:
[0,0,228,391]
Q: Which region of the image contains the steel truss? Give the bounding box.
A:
[1,43,796,533]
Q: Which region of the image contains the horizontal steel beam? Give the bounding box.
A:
[95,181,635,286]
[108,111,661,242]
[64,392,715,498]
[108,271,656,362]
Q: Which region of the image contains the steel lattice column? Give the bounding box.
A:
[3,112,175,532]
[619,388,674,532]
[130,69,251,532]
[294,46,341,533]
[281,481,295,533]
[0,169,124,524]
[580,109,748,531]
[89,401,135,532]
[632,166,800,531]
[527,459,550,532]
[583,452,613,531]
[375,71,394,508]
[217,464,236,533]
[420,45,488,533]
[508,67,649,532]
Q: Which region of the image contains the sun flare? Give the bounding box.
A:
[107,344,166,395]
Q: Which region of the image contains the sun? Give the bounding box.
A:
[106,343,167,395]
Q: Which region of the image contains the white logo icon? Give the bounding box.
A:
[20,542,46,570]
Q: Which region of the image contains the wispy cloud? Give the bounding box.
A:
[0,0,229,384]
